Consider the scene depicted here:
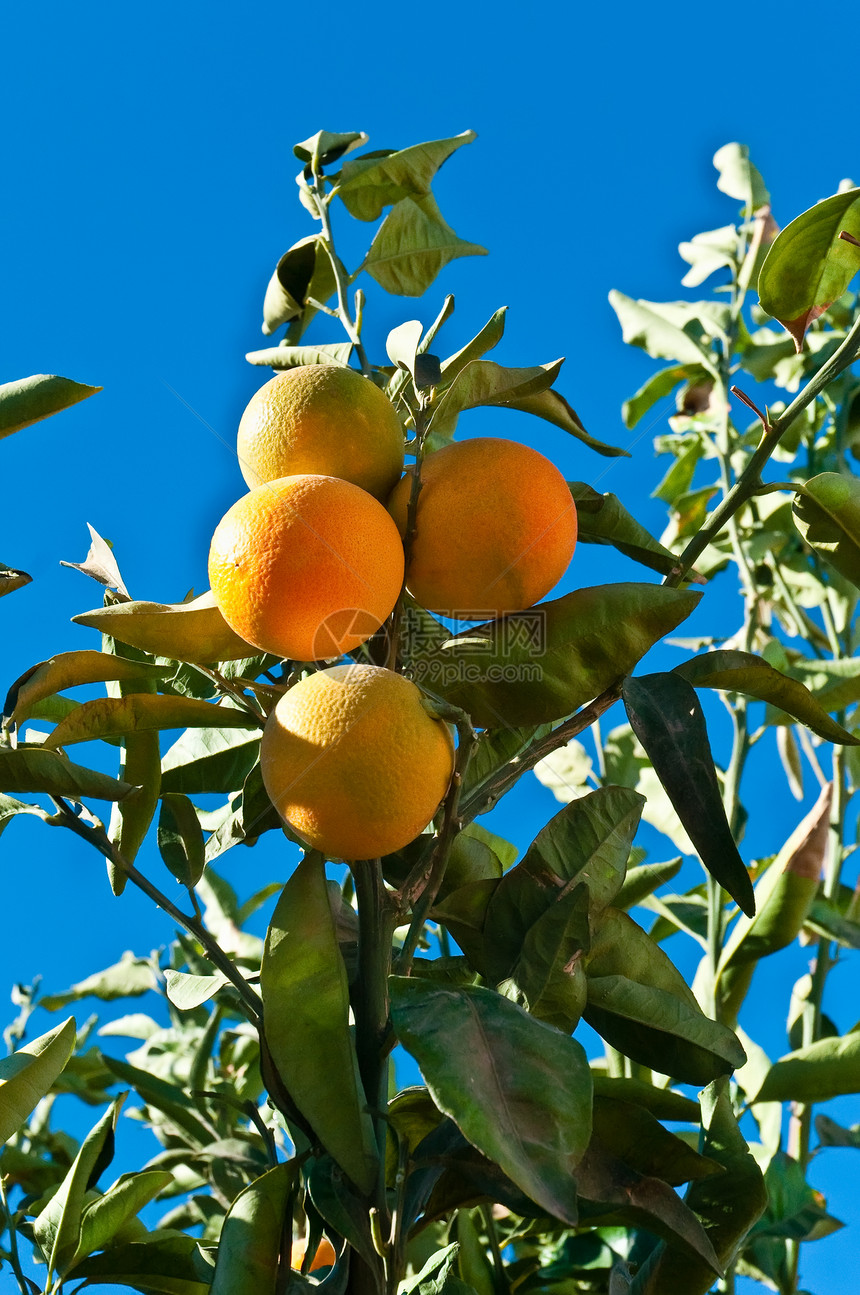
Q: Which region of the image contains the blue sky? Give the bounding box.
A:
[2,3,857,1291]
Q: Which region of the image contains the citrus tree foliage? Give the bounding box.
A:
[3,130,860,1295]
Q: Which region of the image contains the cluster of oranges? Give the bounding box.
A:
[207,363,578,862]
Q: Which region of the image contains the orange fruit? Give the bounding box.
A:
[208,475,405,661]
[290,1236,337,1271]
[237,364,405,500]
[261,664,455,860]
[388,437,577,619]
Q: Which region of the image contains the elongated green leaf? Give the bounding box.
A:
[210,1161,295,1295]
[430,357,563,440]
[754,1032,860,1104]
[34,1097,121,1279]
[261,236,337,335]
[338,131,476,221]
[570,483,681,576]
[506,883,590,1032]
[608,292,718,373]
[390,977,592,1224]
[758,188,860,347]
[0,1018,76,1145]
[307,1154,379,1272]
[0,563,31,599]
[0,746,139,801]
[163,969,229,1011]
[72,591,253,664]
[4,651,171,726]
[575,1139,721,1274]
[161,727,260,794]
[590,1075,700,1123]
[158,792,206,887]
[622,673,755,916]
[648,1077,767,1295]
[294,129,366,165]
[675,648,858,744]
[483,787,644,983]
[45,693,259,748]
[386,319,424,376]
[245,342,353,368]
[593,1098,717,1187]
[414,584,700,730]
[261,855,377,1194]
[69,1234,210,1294]
[615,858,682,909]
[105,727,161,894]
[102,1056,213,1146]
[622,365,694,429]
[508,389,627,457]
[41,951,156,1011]
[362,192,487,296]
[0,373,101,439]
[719,782,831,978]
[0,791,51,840]
[440,307,507,384]
[70,1170,173,1269]
[793,472,860,587]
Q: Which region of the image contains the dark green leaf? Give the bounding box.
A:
[590,1075,700,1123]
[504,883,589,1032]
[362,193,487,297]
[793,472,860,587]
[615,858,682,909]
[622,673,755,916]
[261,855,378,1194]
[0,373,101,439]
[158,792,206,888]
[337,131,475,221]
[0,746,139,802]
[0,564,31,599]
[570,483,682,577]
[307,1155,379,1272]
[68,1234,210,1294]
[675,648,859,744]
[509,389,627,458]
[430,357,563,441]
[758,188,860,347]
[390,977,591,1224]
[102,1057,214,1146]
[161,727,260,794]
[647,1077,767,1295]
[415,584,701,730]
[210,1161,296,1295]
[70,1170,173,1270]
[592,1098,719,1186]
[0,1019,76,1146]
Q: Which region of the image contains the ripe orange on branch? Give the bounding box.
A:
[237,364,405,500]
[261,664,455,861]
[208,475,404,662]
[387,436,577,619]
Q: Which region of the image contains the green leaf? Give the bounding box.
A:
[261,855,378,1194]
[758,188,860,347]
[570,483,682,577]
[532,739,593,801]
[210,1161,296,1295]
[647,1077,767,1295]
[622,365,692,429]
[158,792,207,888]
[163,969,229,1011]
[44,693,260,748]
[622,673,755,916]
[753,1032,860,1103]
[107,725,161,893]
[718,782,831,979]
[439,307,507,385]
[261,236,337,335]
[792,472,860,587]
[362,192,487,297]
[0,1018,76,1145]
[483,787,644,983]
[294,129,367,165]
[41,951,156,1011]
[386,319,424,379]
[506,883,590,1032]
[584,909,745,1084]
[102,1057,213,1146]
[389,977,592,1224]
[713,142,769,210]
[590,1074,700,1123]
[0,563,31,599]
[34,1096,122,1279]
[679,225,738,288]
[68,1234,211,1294]
[674,648,859,744]
[615,858,682,910]
[414,584,701,730]
[0,791,51,840]
[0,745,140,801]
[0,373,101,439]
[70,1170,174,1269]
[3,650,171,726]
[245,342,353,369]
[508,389,628,458]
[161,726,260,794]
[592,1098,717,1187]
[337,131,476,221]
[307,1154,379,1272]
[608,292,718,374]
[430,357,563,441]
[72,591,253,664]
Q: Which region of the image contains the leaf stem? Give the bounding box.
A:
[310,169,371,378]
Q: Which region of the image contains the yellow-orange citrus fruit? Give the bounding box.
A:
[290,1237,336,1272]
[237,364,405,500]
[387,436,577,618]
[208,475,405,662]
[261,664,455,860]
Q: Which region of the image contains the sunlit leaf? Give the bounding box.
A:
[362,193,487,297]
[69,1234,210,1294]
[70,1170,174,1270]
[210,1161,296,1295]
[0,373,101,439]
[509,389,628,457]
[72,591,255,664]
[792,472,860,588]
[713,143,769,209]
[4,651,171,727]
[0,1018,76,1146]
[261,236,337,336]
[608,292,718,374]
[753,1032,860,1104]
[570,483,682,577]
[60,523,128,595]
[0,746,140,802]
[337,131,476,221]
[245,342,353,369]
[41,951,156,1011]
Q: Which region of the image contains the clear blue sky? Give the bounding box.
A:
[1,3,856,1291]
